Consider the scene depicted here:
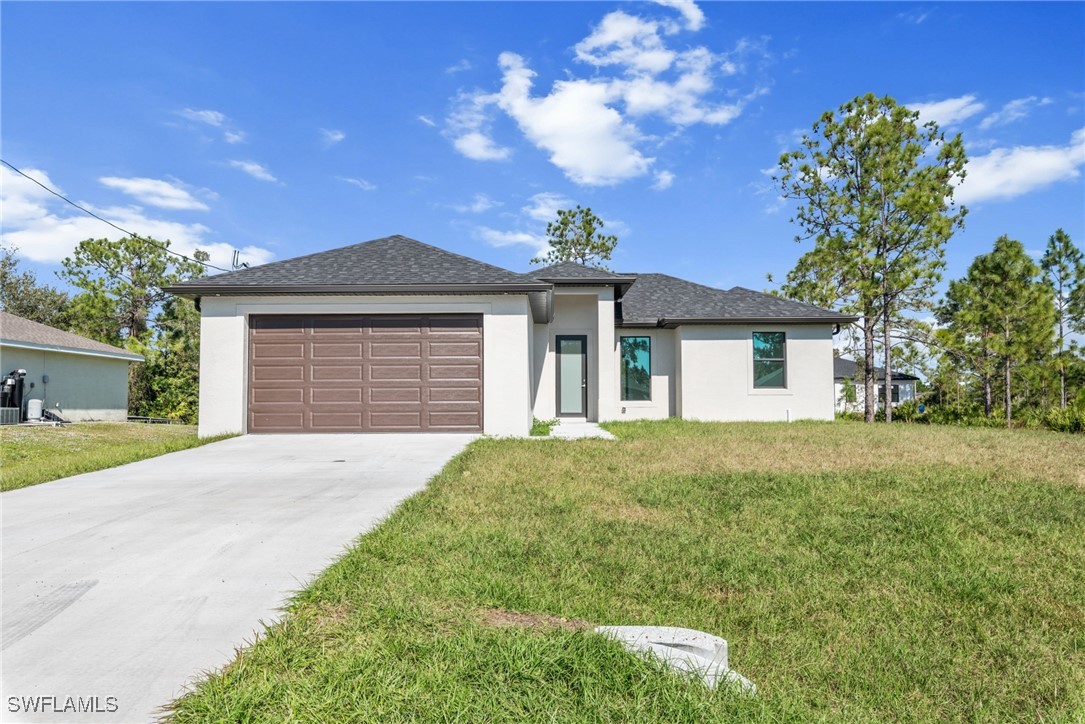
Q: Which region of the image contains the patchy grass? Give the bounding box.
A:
[170,420,1085,722]
[0,423,231,492]
[530,416,559,436]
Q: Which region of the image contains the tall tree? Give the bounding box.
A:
[776,93,967,422]
[1041,229,1084,408]
[0,244,71,327]
[940,236,1055,427]
[530,205,618,269]
[59,236,205,345]
[59,236,207,417]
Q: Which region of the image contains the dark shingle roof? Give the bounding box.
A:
[617,274,855,325]
[0,312,143,360]
[167,235,544,292]
[527,261,632,282]
[833,357,920,382]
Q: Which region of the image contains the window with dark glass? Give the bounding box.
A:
[752,332,786,388]
[620,336,651,401]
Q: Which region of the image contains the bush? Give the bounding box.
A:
[1041,404,1085,434]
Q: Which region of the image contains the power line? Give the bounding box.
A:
[1,159,232,273]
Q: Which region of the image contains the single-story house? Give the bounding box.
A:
[165,235,856,437]
[0,311,144,422]
[833,356,920,413]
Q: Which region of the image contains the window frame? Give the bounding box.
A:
[619,335,652,402]
[752,331,787,389]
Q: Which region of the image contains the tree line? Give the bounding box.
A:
[775,93,1084,429]
[0,238,205,423]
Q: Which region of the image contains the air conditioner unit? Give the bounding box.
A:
[0,408,20,426]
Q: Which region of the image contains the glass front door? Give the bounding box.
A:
[556,336,587,417]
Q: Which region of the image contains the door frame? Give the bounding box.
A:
[555,335,588,418]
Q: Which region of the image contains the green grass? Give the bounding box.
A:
[530,416,559,436]
[170,420,1085,722]
[0,422,232,491]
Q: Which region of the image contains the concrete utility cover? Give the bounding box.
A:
[1,433,474,723]
[596,626,756,693]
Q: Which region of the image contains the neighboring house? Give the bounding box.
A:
[165,235,855,437]
[833,356,920,413]
[0,312,144,422]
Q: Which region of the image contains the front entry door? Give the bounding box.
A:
[556,335,587,417]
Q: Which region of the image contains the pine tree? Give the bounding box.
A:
[1040,229,1084,408]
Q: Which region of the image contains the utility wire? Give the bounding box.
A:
[1,159,232,273]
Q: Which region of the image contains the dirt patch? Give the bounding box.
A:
[308,602,354,631]
[478,607,592,633]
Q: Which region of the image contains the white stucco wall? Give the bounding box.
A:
[197,294,533,437]
[531,288,610,421]
[601,328,676,421]
[676,324,837,422]
[0,345,132,421]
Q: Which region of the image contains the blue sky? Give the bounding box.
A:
[3,1,1083,296]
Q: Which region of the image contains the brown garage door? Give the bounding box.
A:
[248,314,483,433]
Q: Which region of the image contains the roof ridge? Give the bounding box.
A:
[384,234,522,277]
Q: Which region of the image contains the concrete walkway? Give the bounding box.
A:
[1,434,474,723]
[550,419,616,440]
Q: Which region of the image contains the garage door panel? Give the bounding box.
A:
[428,387,481,403]
[249,314,482,433]
[429,364,481,380]
[370,364,422,381]
[252,388,305,404]
[312,388,364,403]
[312,365,363,381]
[312,343,363,358]
[369,387,422,403]
[252,366,305,382]
[369,342,422,358]
[429,341,481,357]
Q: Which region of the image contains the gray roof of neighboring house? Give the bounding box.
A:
[0,312,143,361]
[833,357,921,382]
[166,235,549,293]
[164,236,854,325]
[616,272,856,326]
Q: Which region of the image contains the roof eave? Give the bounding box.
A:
[659,315,858,328]
[0,339,144,362]
[164,282,554,298]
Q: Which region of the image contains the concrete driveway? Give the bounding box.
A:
[1,433,475,723]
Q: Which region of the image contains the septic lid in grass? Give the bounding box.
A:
[595,625,756,694]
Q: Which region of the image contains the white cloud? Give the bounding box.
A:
[445,59,472,74]
[652,170,675,190]
[575,10,677,74]
[454,131,512,161]
[956,128,1085,204]
[978,96,1054,130]
[228,160,278,183]
[320,128,346,146]
[0,166,273,269]
[652,0,705,30]
[475,226,548,255]
[896,8,931,25]
[449,193,499,213]
[417,115,438,127]
[178,108,225,127]
[98,177,209,211]
[224,130,246,144]
[522,192,574,222]
[908,95,985,128]
[338,176,377,191]
[444,1,758,186]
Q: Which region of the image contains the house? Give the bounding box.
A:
[833,356,920,413]
[165,235,856,437]
[0,311,144,422]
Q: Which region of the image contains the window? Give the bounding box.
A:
[620,336,651,401]
[877,384,901,404]
[752,332,786,388]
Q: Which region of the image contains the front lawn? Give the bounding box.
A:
[171,420,1085,721]
[0,422,230,492]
